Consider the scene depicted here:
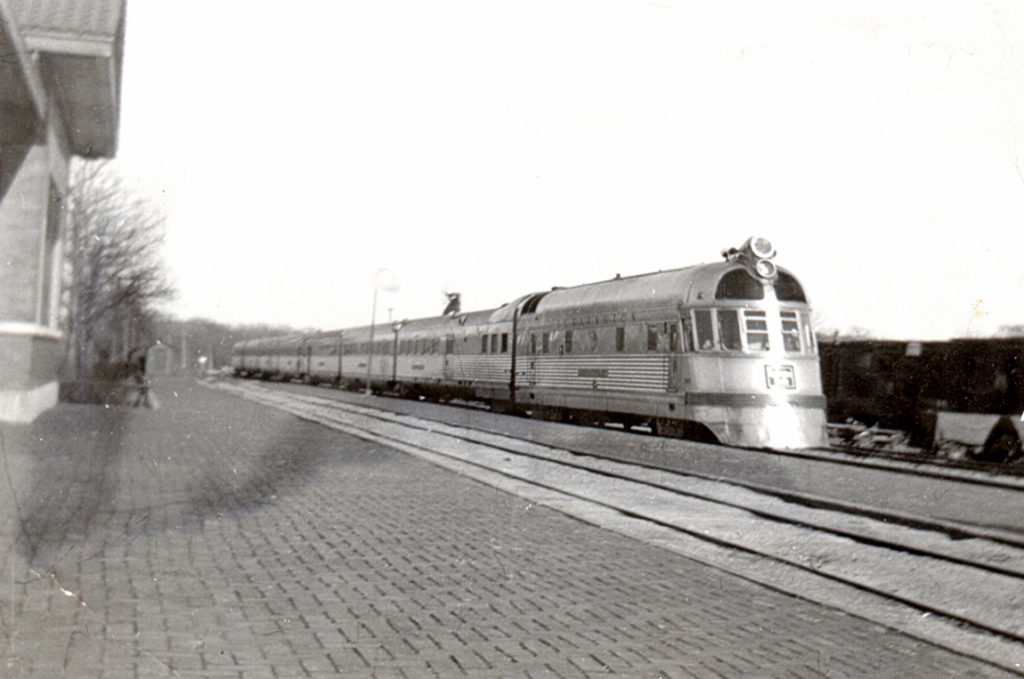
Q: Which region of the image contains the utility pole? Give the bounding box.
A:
[180,324,188,373]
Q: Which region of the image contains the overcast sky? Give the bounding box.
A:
[111,0,1024,340]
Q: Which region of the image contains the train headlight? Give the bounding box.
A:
[747,236,776,260]
[723,235,780,279]
[754,258,777,278]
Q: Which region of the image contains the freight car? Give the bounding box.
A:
[819,338,1024,461]
[233,237,828,450]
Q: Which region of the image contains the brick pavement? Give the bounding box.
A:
[0,378,1015,678]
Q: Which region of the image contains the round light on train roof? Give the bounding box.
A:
[749,236,776,259]
[755,258,777,278]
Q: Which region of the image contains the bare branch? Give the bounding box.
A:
[62,160,177,376]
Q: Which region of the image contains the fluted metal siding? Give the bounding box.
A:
[523,354,669,392]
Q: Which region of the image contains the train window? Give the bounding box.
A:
[490,334,498,354]
[695,310,714,350]
[719,310,742,351]
[669,324,681,352]
[780,311,801,352]
[775,272,807,302]
[716,269,765,300]
[647,325,658,351]
[432,338,440,354]
[744,310,770,351]
[680,319,694,352]
[445,337,455,354]
[616,326,625,352]
[802,313,816,353]
[565,330,573,354]
[581,329,597,353]
[481,336,488,354]
[542,332,550,354]
[501,333,508,353]
[530,333,537,354]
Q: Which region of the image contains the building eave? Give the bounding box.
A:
[0,0,48,120]
[9,0,125,158]
[40,50,121,157]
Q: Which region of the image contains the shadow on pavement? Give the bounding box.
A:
[8,380,370,583]
[13,404,129,575]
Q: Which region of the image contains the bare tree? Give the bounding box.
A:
[63,160,175,378]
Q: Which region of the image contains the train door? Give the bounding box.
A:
[668,322,680,392]
[377,338,391,383]
[391,330,401,384]
[299,343,310,379]
[516,293,549,398]
[673,315,694,393]
[335,337,344,384]
[443,333,455,380]
[522,330,539,388]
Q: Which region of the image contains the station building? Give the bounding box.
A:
[0,0,125,422]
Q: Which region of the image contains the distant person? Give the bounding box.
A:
[127,347,156,408]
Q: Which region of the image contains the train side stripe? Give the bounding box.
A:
[686,392,827,408]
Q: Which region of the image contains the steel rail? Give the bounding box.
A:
[238,381,1024,572]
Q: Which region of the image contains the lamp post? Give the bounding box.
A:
[366,268,398,395]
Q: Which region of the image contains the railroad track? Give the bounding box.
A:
[260,378,1024,546]
[826,422,1024,476]
[214,379,1024,674]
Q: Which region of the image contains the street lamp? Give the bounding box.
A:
[366,268,399,395]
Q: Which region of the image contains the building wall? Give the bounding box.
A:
[0,120,69,421]
[1,0,123,423]
[0,144,50,322]
[0,326,61,421]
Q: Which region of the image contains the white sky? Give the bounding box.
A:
[112,0,1024,340]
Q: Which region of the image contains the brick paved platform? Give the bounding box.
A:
[0,378,1014,678]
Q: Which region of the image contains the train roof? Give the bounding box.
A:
[236,246,807,345]
[521,261,806,320]
[309,307,502,341]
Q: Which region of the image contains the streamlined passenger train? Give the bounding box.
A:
[232,237,828,449]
